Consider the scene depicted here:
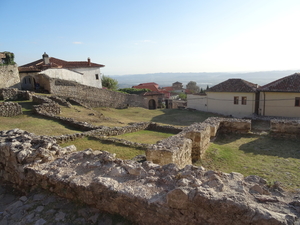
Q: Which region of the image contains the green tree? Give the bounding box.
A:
[118,88,151,95]
[186,81,200,93]
[178,92,187,100]
[101,75,119,90]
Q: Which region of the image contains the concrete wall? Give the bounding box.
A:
[206,92,256,118]
[187,94,208,111]
[0,65,20,89]
[260,92,300,117]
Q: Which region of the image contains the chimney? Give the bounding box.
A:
[88,57,91,66]
[43,52,49,65]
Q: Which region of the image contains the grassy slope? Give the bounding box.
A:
[195,134,300,191]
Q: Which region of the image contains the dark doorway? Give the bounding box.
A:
[149,99,156,110]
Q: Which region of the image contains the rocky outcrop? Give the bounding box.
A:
[0,102,22,117]
[0,129,299,225]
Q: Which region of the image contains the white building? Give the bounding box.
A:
[18,52,104,91]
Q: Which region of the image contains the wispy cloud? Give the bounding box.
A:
[134,40,156,45]
[73,41,83,45]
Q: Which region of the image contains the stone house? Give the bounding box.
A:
[188,79,259,118]
[18,53,104,91]
[258,73,300,117]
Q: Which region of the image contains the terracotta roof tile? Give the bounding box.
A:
[259,73,300,92]
[19,56,104,73]
[207,79,258,93]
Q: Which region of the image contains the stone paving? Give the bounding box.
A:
[0,182,131,225]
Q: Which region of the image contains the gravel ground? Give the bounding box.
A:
[0,182,132,225]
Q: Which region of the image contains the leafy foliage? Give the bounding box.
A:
[178,92,187,100]
[118,88,151,95]
[101,75,119,90]
[186,81,200,93]
[0,51,15,65]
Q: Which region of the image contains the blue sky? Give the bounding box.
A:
[1,0,300,75]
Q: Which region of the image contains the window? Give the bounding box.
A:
[242,97,247,105]
[234,96,239,105]
[95,74,99,80]
[295,97,300,107]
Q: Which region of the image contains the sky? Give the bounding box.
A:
[1,0,300,75]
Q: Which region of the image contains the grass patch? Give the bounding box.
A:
[117,130,174,144]
[0,100,82,136]
[59,136,144,160]
[195,134,300,191]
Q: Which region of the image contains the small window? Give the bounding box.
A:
[242,97,247,105]
[24,78,26,84]
[28,78,31,84]
[295,97,300,107]
[234,96,239,105]
[95,74,99,80]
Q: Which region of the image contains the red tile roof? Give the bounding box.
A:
[143,91,164,96]
[259,73,300,92]
[207,79,258,93]
[132,83,159,92]
[19,56,104,73]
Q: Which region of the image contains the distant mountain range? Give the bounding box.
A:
[110,70,300,89]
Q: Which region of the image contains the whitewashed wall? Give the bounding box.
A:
[187,94,208,111]
[73,67,102,88]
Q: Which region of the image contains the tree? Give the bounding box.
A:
[178,92,187,100]
[118,88,151,95]
[186,81,200,93]
[101,75,119,90]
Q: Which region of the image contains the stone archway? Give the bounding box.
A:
[149,99,156,110]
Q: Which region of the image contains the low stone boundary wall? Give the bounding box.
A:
[146,123,183,134]
[270,119,300,138]
[48,96,72,108]
[0,88,32,101]
[0,102,22,117]
[146,118,251,167]
[0,129,298,225]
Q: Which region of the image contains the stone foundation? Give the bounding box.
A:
[146,118,251,167]
[0,129,298,225]
[270,119,300,138]
[0,88,32,101]
[0,102,22,117]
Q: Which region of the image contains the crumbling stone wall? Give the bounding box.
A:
[32,95,61,115]
[146,118,251,167]
[0,129,298,225]
[270,119,300,138]
[0,88,32,101]
[0,65,20,89]
[0,102,22,117]
[49,78,147,109]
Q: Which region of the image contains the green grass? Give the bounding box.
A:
[116,130,174,144]
[195,134,300,191]
[59,136,144,160]
[0,100,82,136]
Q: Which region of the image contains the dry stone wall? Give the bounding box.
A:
[270,119,300,138]
[49,78,147,109]
[0,88,32,101]
[146,117,251,167]
[0,102,22,117]
[0,129,299,225]
[0,65,20,89]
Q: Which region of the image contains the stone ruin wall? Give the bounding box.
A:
[0,129,299,225]
[0,88,32,101]
[146,117,252,168]
[0,102,22,117]
[270,119,300,138]
[49,78,148,109]
[32,95,61,115]
[0,65,20,89]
